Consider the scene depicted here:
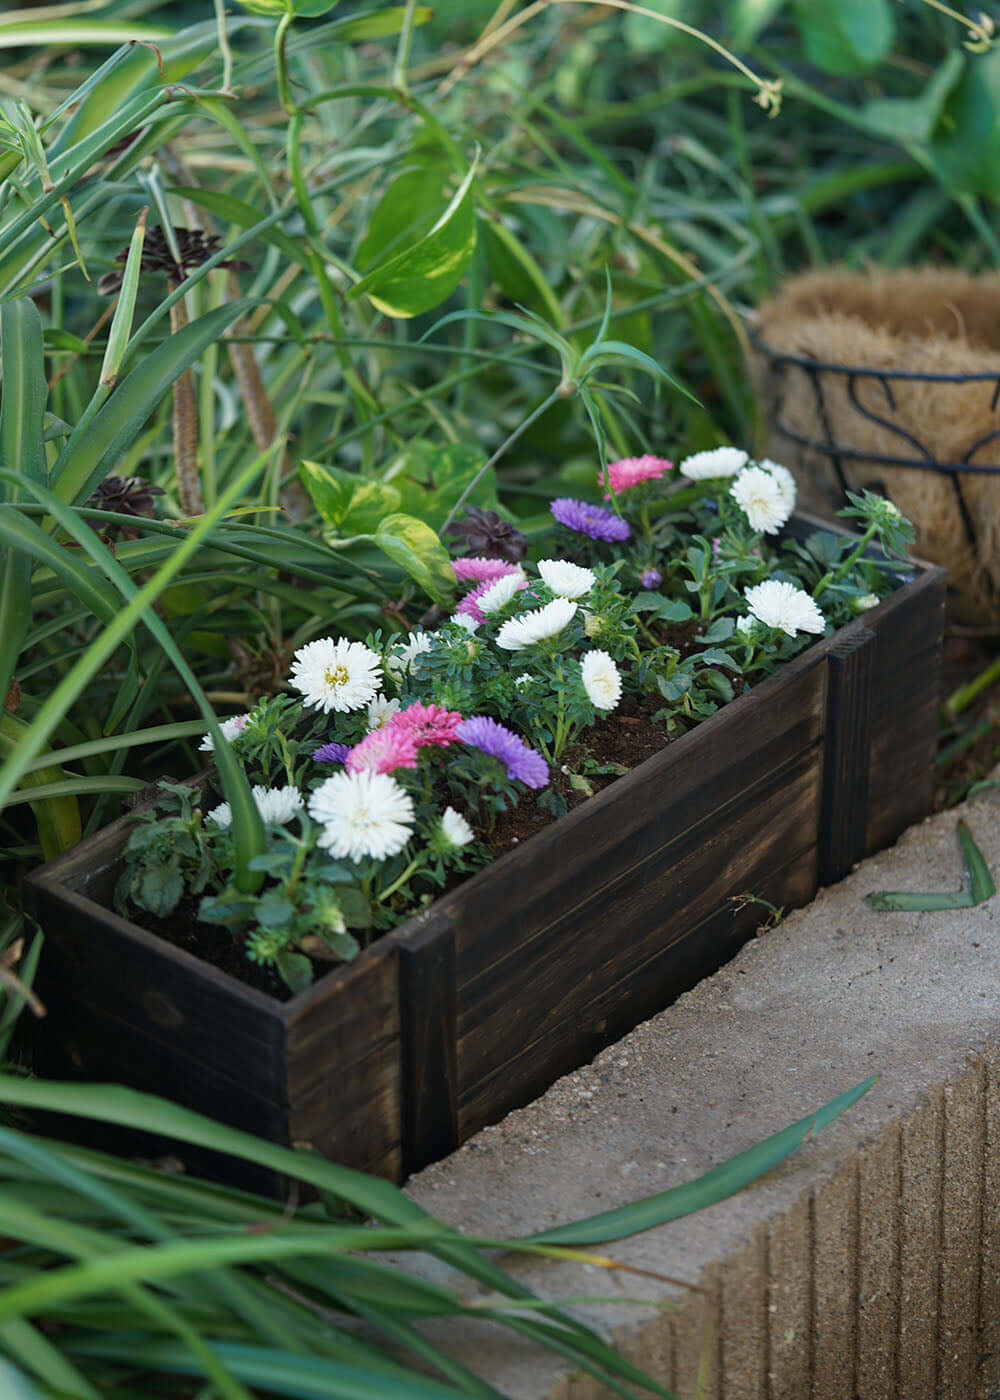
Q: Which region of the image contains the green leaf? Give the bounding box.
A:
[373,513,457,606]
[861,50,964,144]
[300,460,402,537]
[275,950,313,993]
[928,48,1000,198]
[356,159,455,273]
[526,1077,877,1245]
[793,0,894,76]
[257,891,295,928]
[958,820,996,904]
[479,216,565,327]
[137,865,184,919]
[865,819,995,910]
[0,299,47,724]
[321,6,433,40]
[349,159,478,319]
[385,439,495,530]
[623,0,691,54]
[52,300,248,506]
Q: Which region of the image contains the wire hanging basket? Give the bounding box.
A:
[753,269,1000,626]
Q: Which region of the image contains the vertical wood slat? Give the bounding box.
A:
[397,911,459,1177]
[819,626,876,885]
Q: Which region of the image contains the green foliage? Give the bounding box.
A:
[0,1072,872,1398]
[792,0,895,76]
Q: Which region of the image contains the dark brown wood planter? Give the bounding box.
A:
[24,522,946,1193]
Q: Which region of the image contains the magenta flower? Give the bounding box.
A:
[392,702,464,749]
[456,716,549,789]
[456,575,527,623]
[346,725,419,776]
[601,454,672,495]
[451,556,521,584]
[313,742,350,764]
[550,497,630,543]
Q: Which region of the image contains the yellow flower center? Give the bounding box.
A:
[324,664,350,690]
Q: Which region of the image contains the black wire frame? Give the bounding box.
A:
[755,336,1000,554]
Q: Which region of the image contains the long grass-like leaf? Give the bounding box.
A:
[526,1077,877,1244]
[52,300,248,505]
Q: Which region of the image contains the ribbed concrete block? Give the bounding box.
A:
[766,1195,812,1399]
[856,1127,899,1399]
[982,1054,1000,1390]
[404,794,1000,1399]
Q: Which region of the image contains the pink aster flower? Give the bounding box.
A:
[601,455,672,496]
[391,702,464,749]
[451,556,521,584]
[456,574,527,624]
[345,725,419,776]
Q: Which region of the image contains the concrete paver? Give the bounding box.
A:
[405,788,1000,1398]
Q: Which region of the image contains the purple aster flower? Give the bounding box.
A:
[456,716,549,790]
[640,568,662,590]
[550,497,630,543]
[313,741,350,764]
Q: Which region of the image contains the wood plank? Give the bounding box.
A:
[283,940,399,1100]
[284,939,403,1178]
[457,739,821,1045]
[395,910,459,1177]
[444,652,827,987]
[286,1070,401,1180]
[819,626,875,884]
[459,842,818,1137]
[31,884,286,1099]
[29,1004,289,1196]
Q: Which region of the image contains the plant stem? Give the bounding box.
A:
[392,0,420,97]
[441,387,564,533]
[812,523,879,601]
[274,13,296,117]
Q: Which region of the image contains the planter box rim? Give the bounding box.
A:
[26,529,946,1022]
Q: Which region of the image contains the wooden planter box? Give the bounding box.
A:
[25,524,946,1192]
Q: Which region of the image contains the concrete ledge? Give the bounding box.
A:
[405,791,1000,1399]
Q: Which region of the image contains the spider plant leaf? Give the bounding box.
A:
[0,297,46,719]
[866,821,995,910]
[958,820,996,904]
[864,889,975,912]
[525,1076,877,1245]
[51,299,248,505]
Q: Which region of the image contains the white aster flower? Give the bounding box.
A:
[678,446,748,481]
[385,631,434,683]
[440,806,474,848]
[450,612,479,634]
[580,650,622,710]
[308,770,415,862]
[252,785,304,826]
[745,580,826,637]
[367,694,400,730]
[759,458,797,516]
[206,786,303,829]
[730,466,793,535]
[496,597,577,651]
[514,673,533,688]
[736,614,757,636]
[536,558,595,599]
[478,572,525,614]
[198,712,250,753]
[289,637,382,713]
